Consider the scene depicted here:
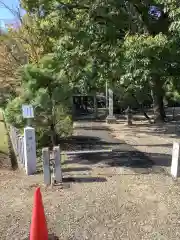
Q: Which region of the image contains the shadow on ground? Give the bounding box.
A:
[63,151,171,168]
[63,176,107,183]
[58,135,123,151]
[60,135,172,169]
[74,126,109,131]
[62,167,92,172]
[24,234,59,240]
[117,117,180,140]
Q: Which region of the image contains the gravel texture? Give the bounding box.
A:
[1,120,180,239]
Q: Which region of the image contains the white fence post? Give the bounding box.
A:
[42,148,51,185]
[171,142,180,178]
[53,146,62,183]
[23,126,36,175]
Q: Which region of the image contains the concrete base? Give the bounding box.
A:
[106,115,116,124]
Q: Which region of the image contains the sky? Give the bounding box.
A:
[0,0,21,20]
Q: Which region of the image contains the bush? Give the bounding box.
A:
[56,115,73,138]
[5,97,25,128]
[55,104,73,138]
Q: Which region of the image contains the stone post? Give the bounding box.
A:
[53,146,62,183]
[171,142,180,178]
[106,89,116,123]
[106,80,108,109]
[42,148,51,185]
[125,106,133,126]
[23,127,36,175]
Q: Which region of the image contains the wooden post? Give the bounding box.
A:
[42,148,51,185]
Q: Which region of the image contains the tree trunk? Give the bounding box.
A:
[94,94,98,119]
[131,93,151,121]
[50,123,57,147]
[151,78,166,122]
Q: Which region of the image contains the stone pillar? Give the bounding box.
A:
[23,127,36,175]
[125,106,133,126]
[106,80,108,109]
[53,146,62,183]
[42,148,51,185]
[171,142,180,178]
[106,89,116,123]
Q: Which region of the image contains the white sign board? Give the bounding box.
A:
[22,105,34,119]
[171,142,180,178]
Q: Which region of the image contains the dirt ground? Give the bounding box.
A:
[1,167,180,240]
[1,113,180,239]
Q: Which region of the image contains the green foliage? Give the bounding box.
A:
[35,106,73,149]
[55,106,73,137]
[22,54,73,144]
[5,97,25,128]
[119,33,170,94]
[5,51,73,146]
[10,0,180,123]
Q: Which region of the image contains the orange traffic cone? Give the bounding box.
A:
[30,187,48,240]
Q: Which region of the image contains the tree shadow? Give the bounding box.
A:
[146,152,172,167]
[63,176,107,183]
[58,135,123,152]
[64,150,153,167]
[116,117,180,140]
[74,126,109,131]
[48,233,59,240]
[132,143,172,147]
[62,167,91,172]
[24,234,59,240]
[60,119,173,174]
[64,149,172,169]
[119,107,180,139]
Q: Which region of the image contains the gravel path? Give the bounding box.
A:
[108,120,174,172]
[1,120,180,239]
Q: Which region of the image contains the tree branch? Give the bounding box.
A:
[57,2,89,10]
[0,0,22,23]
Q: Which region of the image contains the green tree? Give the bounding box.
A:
[6,54,73,146]
[19,0,180,121]
[23,54,73,145]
